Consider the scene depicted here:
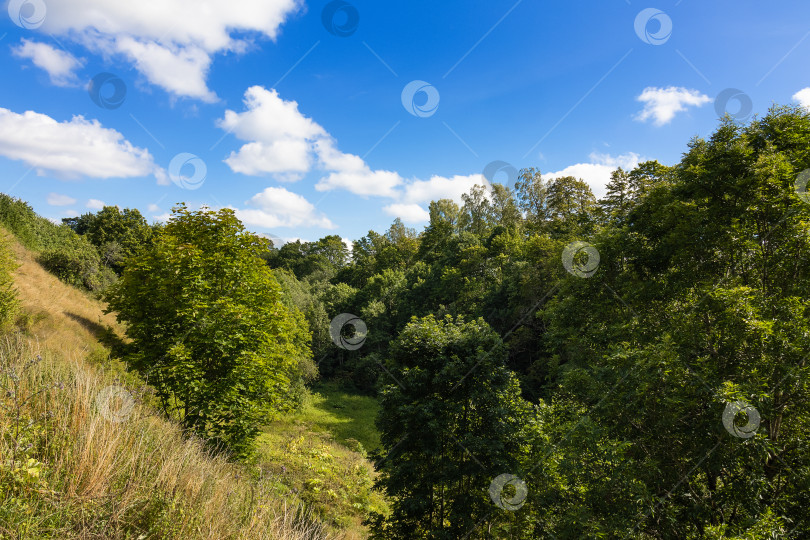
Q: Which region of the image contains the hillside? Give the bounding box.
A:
[0,232,346,539]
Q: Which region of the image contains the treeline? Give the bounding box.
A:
[0,196,157,291]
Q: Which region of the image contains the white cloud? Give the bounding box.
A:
[794,88,810,110]
[219,86,324,178]
[313,139,404,197]
[115,37,215,102]
[33,0,300,101]
[545,152,642,199]
[376,174,491,223]
[0,107,162,180]
[46,192,77,206]
[219,86,406,196]
[401,174,488,205]
[316,169,404,198]
[147,203,161,213]
[383,203,430,224]
[341,237,353,255]
[235,186,335,229]
[635,86,711,126]
[12,39,82,86]
[86,198,106,209]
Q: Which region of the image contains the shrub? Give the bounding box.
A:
[0,194,113,292]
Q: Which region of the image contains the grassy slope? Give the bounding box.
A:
[0,232,360,539]
[8,232,123,360]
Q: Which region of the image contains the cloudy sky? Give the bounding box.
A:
[1,0,809,243]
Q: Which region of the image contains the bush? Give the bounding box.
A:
[38,242,115,292]
[0,194,113,292]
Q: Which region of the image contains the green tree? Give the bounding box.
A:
[104,205,313,455]
[63,206,153,273]
[369,315,537,539]
[536,106,810,537]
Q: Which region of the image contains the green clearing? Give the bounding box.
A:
[295,382,381,453]
[256,383,386,536]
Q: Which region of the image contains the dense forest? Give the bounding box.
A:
[2,106,809,538]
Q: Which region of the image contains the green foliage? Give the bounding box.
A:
[39,237,116,292]
[257,382,387,532]
[0,234,19,328]
[3,103,804,537]
[368,315,538,539]
[531,105,810,537]
[63,205,154,273]
[104,205,313,456]
[0,193,114,292]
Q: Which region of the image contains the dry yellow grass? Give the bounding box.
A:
[8,233,123,358]
[0,233,337,539]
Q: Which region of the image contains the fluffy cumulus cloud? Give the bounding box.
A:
[46,192,77,206]
[235,186,335,229]
[219,87,326,179]
[12,40,82,86]
[544,152,643,199]
[0,107,162,180]
[86,199,106,209]
[314,139,404,197]
[794,88,810,110]
[219,87,405,195]
[635,86,711,126]
[31,0,300,101]
[219,86,497,225]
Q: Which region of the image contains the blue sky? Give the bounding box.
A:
[1,0,809,244]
